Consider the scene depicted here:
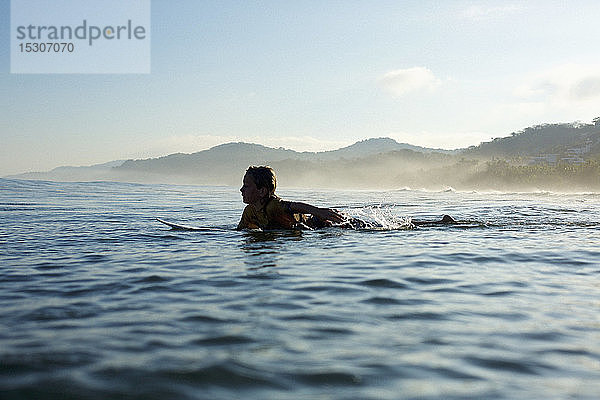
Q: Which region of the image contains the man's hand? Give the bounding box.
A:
[313,207,345,224]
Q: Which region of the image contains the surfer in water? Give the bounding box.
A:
[237,166,345,230]
[236,165,456,230]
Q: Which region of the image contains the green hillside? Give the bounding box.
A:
[462,118,600,160]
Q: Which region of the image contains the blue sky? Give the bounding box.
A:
[2,0,600,175]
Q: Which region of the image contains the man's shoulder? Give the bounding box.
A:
[241,204,255,216]
[266,196,289,212]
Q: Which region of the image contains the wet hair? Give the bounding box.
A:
[245,166,277,196]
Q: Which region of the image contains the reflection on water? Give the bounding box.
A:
[242,230,305,270]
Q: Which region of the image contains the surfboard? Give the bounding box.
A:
[156,218,212,231]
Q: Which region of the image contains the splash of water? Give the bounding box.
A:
[343,204,413,230]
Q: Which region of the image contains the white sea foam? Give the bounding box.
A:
[345,204,413,230]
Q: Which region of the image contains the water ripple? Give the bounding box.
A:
[2,181,600,399]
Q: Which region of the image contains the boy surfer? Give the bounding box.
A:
[236,165,455,230]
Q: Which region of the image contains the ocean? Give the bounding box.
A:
[1,178,599,399]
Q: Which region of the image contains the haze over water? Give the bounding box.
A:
[1,179,599,399]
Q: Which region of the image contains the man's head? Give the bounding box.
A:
[241,166,277,205]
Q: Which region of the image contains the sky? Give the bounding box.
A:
[2,0,600,176]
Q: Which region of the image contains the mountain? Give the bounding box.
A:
[311,138,456,160]
[7,120,600,190]
[463,120,600,159]
[116,137,454,172]
[5,160,126,182]
[5,137,456,186]
[112,138,454,186]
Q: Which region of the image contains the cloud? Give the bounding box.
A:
[515,64,600,102]
[479,64,600,131]
[571,77,600,100]
[460,4,523,21]
[378,67,441,97]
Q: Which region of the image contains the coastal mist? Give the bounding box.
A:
[1,179,599,399]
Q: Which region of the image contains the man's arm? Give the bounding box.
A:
[287,201,345,224]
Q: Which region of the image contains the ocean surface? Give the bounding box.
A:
[1,178,599,400]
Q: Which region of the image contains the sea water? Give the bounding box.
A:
[1,178,599,399]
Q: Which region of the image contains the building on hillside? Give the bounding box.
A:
[566,139,593,155]
[560,156,585,164]
[528,154,558,165]
[528,139,595,165]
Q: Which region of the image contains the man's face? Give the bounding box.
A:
[240,173,265,205]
